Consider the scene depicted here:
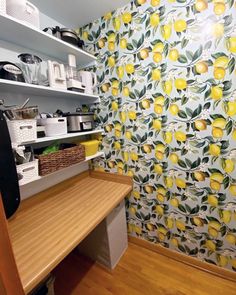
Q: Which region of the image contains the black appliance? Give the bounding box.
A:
[0,61,25,82]
[0,110,21,218]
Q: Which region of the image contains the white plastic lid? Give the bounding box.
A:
[68,54,76,67]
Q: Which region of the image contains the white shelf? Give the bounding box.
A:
[0,79,100,103]
[0,13,96,66]
[19,152,104,187]
[21,129,104,145]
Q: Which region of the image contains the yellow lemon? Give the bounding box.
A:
[174,19,187,32]
[154,104,163,114]
[108,33,116,42]
[155,151,164,160]
[171,238,179,247]
[146,223,155,231]
[114,142,121,150]
[214,2,226,15]
[176,220,186,231]
[212,118,226,129]
[129,206,136,215]
[143,144,152,153]
[125,131,132,140]
[155,164,163,175]
[108,41,115,51]
[112,87,119,96]
[169,49,179,61]
[195,119,207,131]
[170,197,179,207]
[111,101,118,111]
[175,131,187,142]
[208,221,221,231]
[176,178,186,189]
[194,171,205,181]
[214,67,225,80]
[163,80,173,95]
[232,129,236,140]
[153,52,162,63]
[101,83,110,92]
[169,153,179,164]
[227,37,236,53]
[112,80,119,88]
[155,144,165,153]
[108,161,116,168]
[141,99,150,109]
[151,0,160,6]
[157,187,167,196]
[140,48,149,59]
[119,111,126,123]
[150,13,160,27]
[122,87,130,97]
[105,124,113,132]
[98,38,105,48]
[125,64,135,74]
[175,78,187,90]
[169,104,179,115]
[232,259,236,268]
[205,240,216,251]
[212,23,224,38]
[154,96,165,105]
[152,69,161,81]
[165,177,173,188]
[153,119,162,130]
[116,66,124,79]
[158,232,166,241]
[134,225,142,235]
[218,255,228,267]
[210,180,221,191]
[157,193,165,202]
[115,129,121,138]
[212,127,223,138]
[137,0,146,4]
[131,152,138,161]
[113,17,121,31]
[161,24,172,40]
[128,110,137,120]
[82,31,88,40]
[229,184,236,196]
[195,0,208,11]
[117,162,124,169]
[221,210,232,224]
[117,167,123,174]
[166,218,174,229]
[108,56,116,67]
[207,195,218,206]
[214,56,229,68]
[208,227,218,238]
[193,217,204,226]
[210,86,223,100]
[195,61,208,74]
[164,131,173,144]
[226,101,236,116]
[133,191,141,200]
[223,159,235,173]
[209,144,221,156]
[210,172,224,184]
[226,234,236,245]
[103,12,112,20]
[156,205,164,215]
[122,12,132,24]
[153,42,164,53]
[114,122,122,130]
[120,38,127,49]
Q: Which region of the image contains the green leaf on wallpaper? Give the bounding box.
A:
[204,41,212,50]
[228,57,235,74]
[211,52,227,59]
[178,55,188,63]
[224,15,233,26]
[192,105,202,118]
[186,50,193,61]
[192,46,203,62]
[191,158,201,169]
[137,35,145,48]
[178,110,188,119]
[178,160,187,168]
[223,81,232,91]
[181,38,189,49]
[226,120,233,135]
[178,204,187,213]
[223,177,230,189]
[186,159,192,168]
[221,140,229,150]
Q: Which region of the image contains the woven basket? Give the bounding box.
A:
[37,145,85,176]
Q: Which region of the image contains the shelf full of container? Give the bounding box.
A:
[0,13,96,66]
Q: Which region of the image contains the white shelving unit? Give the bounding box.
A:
[19,152,104,186]
[0,79,100,103]
[0,13,96,66]
[22,129,104,145]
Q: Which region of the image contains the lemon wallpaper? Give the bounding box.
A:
[80,0,236,271]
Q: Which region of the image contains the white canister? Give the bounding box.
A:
[0,0,6,14]
[38,118,68,137]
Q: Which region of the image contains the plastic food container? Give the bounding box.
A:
[38,117,67,137]
[7,119,37,144]
[80,140,99,157]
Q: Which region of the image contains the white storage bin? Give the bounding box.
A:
[39,118,67,137]
[17,159,39,186]
[7,119,37,144]
[6,0,40,28]
[0,0,6,14]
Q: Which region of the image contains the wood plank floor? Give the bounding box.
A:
[53,243,236,295]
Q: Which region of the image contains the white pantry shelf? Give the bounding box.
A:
[19,151,104,187]
[0,79,100,103]
[21,129,104,145]
[0,13,96,66]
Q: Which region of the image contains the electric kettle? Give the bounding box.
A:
[79,71,97,95]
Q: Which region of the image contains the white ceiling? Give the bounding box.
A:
[31,0,130,28]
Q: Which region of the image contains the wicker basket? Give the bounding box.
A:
[37,145,85,176]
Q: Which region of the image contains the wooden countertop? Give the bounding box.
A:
[8,171,132,294]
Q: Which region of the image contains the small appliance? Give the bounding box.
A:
[0,109,21,219]
[48,61,67,90]
[0,61,25,82]
[18,53,42,85]
[6,0,40,28]
[63,111,94,133]
[79,71,97,95]
[66,54,85,92]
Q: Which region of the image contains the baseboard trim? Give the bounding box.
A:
[128,236,236,283]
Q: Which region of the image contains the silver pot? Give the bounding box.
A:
[65,112,94,133]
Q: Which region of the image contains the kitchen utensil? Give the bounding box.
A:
[20,97,30,109]
[6,0,40,28]
[64,111,94,133]
[4,106,38,120]
[0,0,6,14]
[48,60,67,90]
[66,54,85,92]
[18,53,42,85]
[43,27,79,46]
[0,61,25,82]
[38,117,67,137]
[79,71,97,95]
